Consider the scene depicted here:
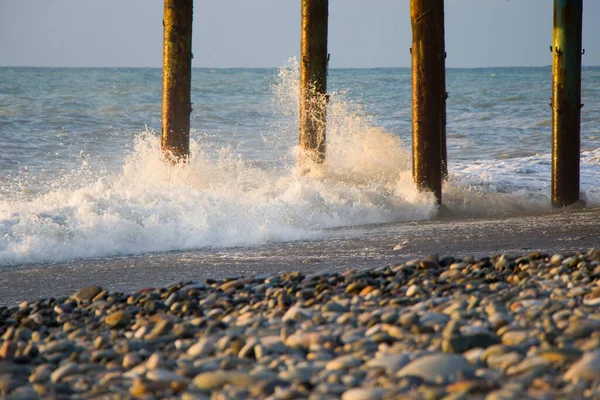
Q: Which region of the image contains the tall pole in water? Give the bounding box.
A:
[161,0,193,162]
[551,0,583,207]
[439,2,448,180]
[411,0,444,204]
[299,0,329,172]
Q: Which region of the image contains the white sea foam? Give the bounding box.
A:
[448,148,600,210]
[0,62,598,266]
[0,127,433,265]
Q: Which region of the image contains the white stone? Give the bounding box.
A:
[282,306,313,322]
[564,351,600,382]
[50,362,78,384]
[406,284,420,297]
[145,353,164,370]
[147,368,187,383]
[187,338,214,357]
[397,353,475,383]
[341,388,385,400]
[325,354,362,371]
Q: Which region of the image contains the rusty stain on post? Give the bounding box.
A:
[411,0,443,204]
[299,0,328,172]
[551,0,582,207]
[162,0,193,162]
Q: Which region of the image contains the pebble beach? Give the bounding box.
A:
[2,249,600,399]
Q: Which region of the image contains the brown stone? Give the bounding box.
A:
[219,279,248,292]
[420,260,440,269]
[0,340,16,360]
[445,380,479,393]
[105,311,129,329]
[539,348,582,364]
[359,286,375,296]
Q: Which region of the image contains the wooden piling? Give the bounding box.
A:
[161,0,193,162]
[439,2,448,180]
[299,0,329,171]
[411,0,444,204]
[551,0,583,207]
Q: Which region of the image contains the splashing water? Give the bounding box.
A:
[0,61,598,266]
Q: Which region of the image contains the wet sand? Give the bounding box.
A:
[1,206,599,306]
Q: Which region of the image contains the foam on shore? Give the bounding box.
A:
[0,62,598,266]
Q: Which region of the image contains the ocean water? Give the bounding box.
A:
[1,61,599,266]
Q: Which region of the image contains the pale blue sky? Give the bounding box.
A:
[1,0,599,68]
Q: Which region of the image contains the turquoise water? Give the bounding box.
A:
[0,63,599,265]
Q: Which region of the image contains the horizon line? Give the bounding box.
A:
[5,64,600,70]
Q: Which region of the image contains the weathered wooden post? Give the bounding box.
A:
[161,0,193,162]
[551,0,583,207]
[439,2,448,180]
[411,0,444,204]
[299,0,329,172]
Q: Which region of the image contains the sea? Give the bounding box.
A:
[1,60,599,267]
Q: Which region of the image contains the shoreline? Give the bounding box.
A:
[1,206,599,306]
